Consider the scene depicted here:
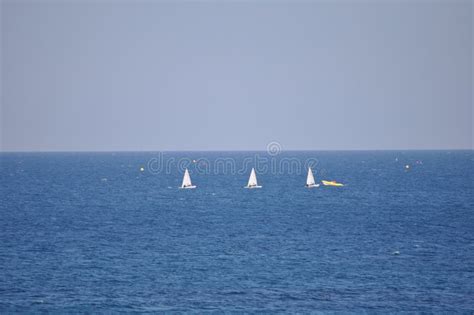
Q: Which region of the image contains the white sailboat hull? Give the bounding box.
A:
[245,185,262,189]
[179,185,196,189]
[305,183,320,188]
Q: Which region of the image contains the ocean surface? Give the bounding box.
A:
[1,151,473,312]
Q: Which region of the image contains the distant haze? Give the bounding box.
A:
[1,0,472,151]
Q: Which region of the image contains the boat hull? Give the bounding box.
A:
[245,185,262,189]
[322,180,344,187]
[179,185,197,189]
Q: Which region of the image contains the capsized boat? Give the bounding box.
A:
[245,168,262,189]
[305,167,320,188]
[322,180,344,187]
[179,168,196,189]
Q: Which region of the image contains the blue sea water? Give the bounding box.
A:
[0,151,473,312]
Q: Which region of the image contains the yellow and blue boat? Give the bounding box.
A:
[322,180,344,187]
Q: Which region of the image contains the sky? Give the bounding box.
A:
[1,0,472,151]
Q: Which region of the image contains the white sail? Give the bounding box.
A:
[181,168,195,188]
[306,167,319,188]
[248,168,257,187]
[306,167,315,186]
[245,168,261,188]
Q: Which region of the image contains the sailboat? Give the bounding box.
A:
[245,168,262,189]
[305,167,320,188]
[179,168,196,189]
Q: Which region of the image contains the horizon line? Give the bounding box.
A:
[0,148,472,154]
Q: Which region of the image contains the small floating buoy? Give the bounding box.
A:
[405,164,410,169]
[140,167,145,172]
[393,250,400,255]
[192,159,197,163]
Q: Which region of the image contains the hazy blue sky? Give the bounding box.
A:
[1,0,472,151]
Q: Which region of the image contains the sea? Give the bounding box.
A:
[1,150,473,312]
